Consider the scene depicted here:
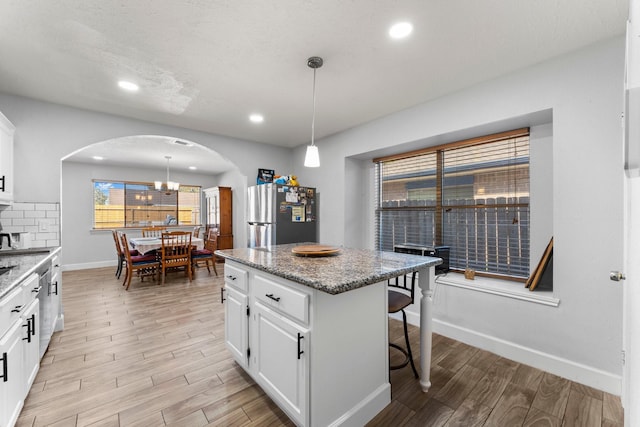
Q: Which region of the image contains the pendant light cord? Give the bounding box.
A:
[311,67,317,147]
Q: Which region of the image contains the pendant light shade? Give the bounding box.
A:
[304,56,323,167]
[155,155,180,191]
[304,145,320,167]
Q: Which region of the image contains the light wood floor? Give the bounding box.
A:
[16,266,623,427]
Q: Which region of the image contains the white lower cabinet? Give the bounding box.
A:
[223,260,390,427]
[0,321,24,427]
[0,273,38,427]
[253,301,308,426]
[224,285,249,369]
[22,298,40,392]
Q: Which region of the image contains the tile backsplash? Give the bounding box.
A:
[0,202,60,248]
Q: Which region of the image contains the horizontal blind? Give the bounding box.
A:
[376,152,438,251]
[375,130,530,279]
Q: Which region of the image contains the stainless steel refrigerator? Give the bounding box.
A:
[247,183,317,249]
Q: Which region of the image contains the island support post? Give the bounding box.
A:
[418,265,434,392]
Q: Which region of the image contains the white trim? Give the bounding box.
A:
[62,260,114,271]
[399,310,622,395]
[436,274,560,307]
[327,383,391,427]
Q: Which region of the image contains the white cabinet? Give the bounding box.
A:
[223,260,390,427]
[0,111,15,205]
[224,285,249,368]
[22,298,40,392]
[0,322,24,427]
[253,301,308,426]
[0,273,38,427]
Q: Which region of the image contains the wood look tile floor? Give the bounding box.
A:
[16,266,623,427]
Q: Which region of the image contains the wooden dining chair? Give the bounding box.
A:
[192,231,218,276]
[142,226,167,238]
[160,231,193,284]
[112,230,140,279]
[192,226,202,239]
[120,233,160,290]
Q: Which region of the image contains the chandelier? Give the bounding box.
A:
[155,156,180,192]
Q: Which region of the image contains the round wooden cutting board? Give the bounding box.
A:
[291,244,341,257]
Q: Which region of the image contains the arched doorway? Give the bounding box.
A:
[60,135,246,270]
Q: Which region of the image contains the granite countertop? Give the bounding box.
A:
[215,243,442,295]
[0,247,62,299]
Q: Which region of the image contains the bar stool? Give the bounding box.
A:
[388,271,419,378]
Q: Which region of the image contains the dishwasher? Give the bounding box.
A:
[36,264,53,358]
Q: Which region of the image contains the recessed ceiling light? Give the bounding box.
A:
[188,166,197,170]
[389,22,413,39]
[92,156,104,160]
[118,80,139,91]
[249,114,264,123]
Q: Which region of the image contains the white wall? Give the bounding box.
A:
[295,37,625,392]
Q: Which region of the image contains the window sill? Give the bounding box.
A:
[435,273,560,307]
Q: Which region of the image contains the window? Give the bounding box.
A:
[375,128,530,280]
[93,180,201,229]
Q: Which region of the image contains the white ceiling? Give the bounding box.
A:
[0,0,629,172]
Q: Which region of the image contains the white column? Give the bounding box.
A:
[418,266,434,392]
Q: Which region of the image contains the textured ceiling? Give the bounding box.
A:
[0,0,629,171]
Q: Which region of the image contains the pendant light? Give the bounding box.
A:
[304,56,323,167]
[155,155,180,192]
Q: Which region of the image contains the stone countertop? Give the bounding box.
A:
[215,244,442,295]
[0,247,62,299]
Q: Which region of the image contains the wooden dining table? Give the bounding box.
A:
[129,236,204,254]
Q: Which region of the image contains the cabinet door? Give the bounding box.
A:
[0,321,24,427]
[224,286,248,368]
[0,113,14,204]
[22,298,40,392]
[252,301,308,426]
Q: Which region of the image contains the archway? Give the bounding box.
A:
[60,135,246,270]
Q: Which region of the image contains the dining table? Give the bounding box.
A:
[129,236,204,254]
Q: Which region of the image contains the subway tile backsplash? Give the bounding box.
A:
[0,202,60,248]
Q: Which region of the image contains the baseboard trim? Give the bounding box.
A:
[401,311,621,395]
[63,261,115,271]
[328,383,391,427]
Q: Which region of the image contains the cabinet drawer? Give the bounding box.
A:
[0,285,24,337]
[254,274,309,324]
[224,263,248,293]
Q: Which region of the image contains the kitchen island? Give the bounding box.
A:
[215,244,441,427]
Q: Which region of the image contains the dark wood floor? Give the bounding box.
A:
[15,266,623,426]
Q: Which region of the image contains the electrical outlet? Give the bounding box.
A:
[38,220,48,231]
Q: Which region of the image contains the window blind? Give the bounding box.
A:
[375,129,530,279]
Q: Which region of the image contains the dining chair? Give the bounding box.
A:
[192,225,202,239]
[141,226,167,238]
[388,272,419,378]
[192,231,218,276]
[120,233,160,290]
[160,231,193,284]
[112,230,139,279]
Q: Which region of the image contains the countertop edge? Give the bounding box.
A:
[0,247,62,299]
[216,247,442,295]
